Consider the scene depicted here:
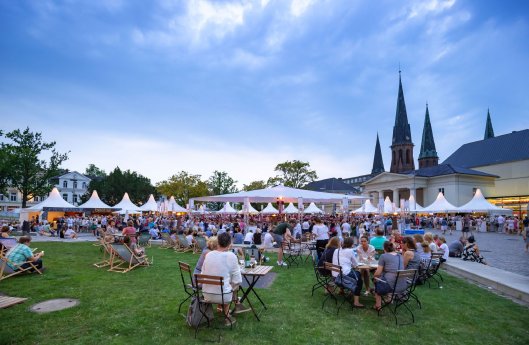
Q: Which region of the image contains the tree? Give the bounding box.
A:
[242,180,267,191]
[0,131,10,194]
[0,127,69,208]
[156,171,209,207]
[84,164,107,178]
[269,160,318,189]
[207,171,238,211]
[87,167,156,205]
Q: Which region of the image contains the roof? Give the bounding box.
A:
[371,133,385,174]
[392,73,413,145]
[443,129,529,168]
[402,163,498,178]
[418,105,438,159]
[305,178,358,192]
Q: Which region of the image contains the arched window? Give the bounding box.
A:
[399,149,403,163]
[406,149,410,164]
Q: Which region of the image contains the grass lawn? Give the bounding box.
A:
[0,242,528,345]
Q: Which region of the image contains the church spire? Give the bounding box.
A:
[418,103,439,169]
[371,133,385,175]
[484,109,495,139]
[390,71,415,173]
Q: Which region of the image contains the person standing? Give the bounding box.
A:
[497,215,505,233]
[312,217,329,261]
[273,219,295,266]
[523,216,529,252]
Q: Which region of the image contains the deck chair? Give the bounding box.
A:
[160,233,176,249]
[138,233,152,248]
[192,274,235,339]
[175,235,193,253]
[0,256,42,281]
[195,237,207,253]
[0,238,18,258]
[377,269,418,325]
[108,243,149,273]
[178,261,197,314]
[281,240,302,268]
[94,240,114,268]
[426,252,444,288]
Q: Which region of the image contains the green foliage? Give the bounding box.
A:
[268,160,318,189]
[1,242,528,345]
[87,167,156,205]
[207,171,238,210]
[156,171,209,207]
[0,127,69,207]
[243,180,267,191]
[84,164,107,178]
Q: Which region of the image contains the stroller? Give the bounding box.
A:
[462,243,486,264]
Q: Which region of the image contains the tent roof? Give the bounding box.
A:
[283,203,299,214]
[353,199,378,214]
[239,203,260,214]
[217,202,238,214]
[422,192,460,213]
[192,205,210,214]
[261,202,279,214]
[458,189,511,213]
[167,196,188,213]
[304,202,324,214]
[25,188,78,211]
[383,196,395,214]
[408,195,424,213]
[139,194,158,212]
[191,185,366,203]
[78,190,116,210]
[113,193,140,212]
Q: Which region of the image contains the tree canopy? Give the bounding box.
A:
[242,180,267,191]
[267,160,318,189]
[84,164,107,178]
[0,127,69,208]
[156,171,209,207]
[87,167,156,206]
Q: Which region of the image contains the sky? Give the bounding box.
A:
[1,0,528,188]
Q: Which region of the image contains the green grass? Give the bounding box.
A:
[0,242,528,345]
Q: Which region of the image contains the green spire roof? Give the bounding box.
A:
[484,109,495,140]
[371,133,385,174]
[392,71,413,145]
[419,104,438,159]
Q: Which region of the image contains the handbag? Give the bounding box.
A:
[186,296,214,327]
[374,253,402,294]
[334,249,358,292]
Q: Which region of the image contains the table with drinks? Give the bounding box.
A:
[236,259,273,321]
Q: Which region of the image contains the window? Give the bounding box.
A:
[0,194,3,201]
[406,149,410,164]
[73,181,77,189]
[10,192,17,201]
[438,188,445,195]
[34,196,39,202]
[63,181,68,188]
[73,194,78,203]
[82,182,86,189]
[63,194,68,201]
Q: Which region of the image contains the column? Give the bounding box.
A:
[392,189,399,204]
[410,188,416,199]
[378,191,384,204]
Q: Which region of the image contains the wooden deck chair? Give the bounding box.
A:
[175,235,192,253]
[195,237,207,253]
[138,233,152,248]
[0,238,18,258]
[0,256,42,281]
[160,233,176,249]
[377,269,418,325]
[94,240,114,268]
[108,243,149,273]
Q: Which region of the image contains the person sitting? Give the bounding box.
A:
[1,225,12,238]
[413,234,425,256]
[424,232,438,253]
[262,229,274,249]
[402,236,421,270]
[462,236,487,264]
[243,229,254,245]
[253,228,262,245]
[194,236,218,275]
[317,237,341,278]
[332,237,364,308]
[356,235,375,295]
[123,236,145,257]
[438,236,449,263]
[233,228,244,245]
[122,220,137,243]
[201,232,247,325]
[369,227,386,251]
[6,236,44,272]
[64,226,78,239]
[373,241,406,311]
[149,226,160,240]
[448,236,467,257]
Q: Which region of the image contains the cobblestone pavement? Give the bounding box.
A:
[424,228,529,277]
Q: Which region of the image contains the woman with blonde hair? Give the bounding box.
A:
[194,236,218,275]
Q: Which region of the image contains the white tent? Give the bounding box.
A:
[261,202,279,214]
[304,202,324,214]
[217,202,238,214]
[352,199,378,214]
[283,203,299,214]
[192,185,366,203]
[78,190,116,210]
[25,188,78,211]
[383,196,396,214]
[113,193,141,213]
[458,189,512,214]
[422,192,460,213]
[238,203,260,214]
[139,194,158,212]
[192,205,210,214]
[167,196,188,213]
[408,195,425,213]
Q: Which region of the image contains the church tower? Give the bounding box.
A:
[418,104,439,168]
[371,133,385,175]
[390,71,415,173]
[484,109,495,140]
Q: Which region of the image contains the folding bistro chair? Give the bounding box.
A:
[178,261,196,314]
[426,252,443,288]
[108,243,149,273]
[192,274,235,339]
[281,241,302,268]
[311,250,330,296]
[0,256,42,281]
[377,269,418,325]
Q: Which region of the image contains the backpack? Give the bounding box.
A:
[186,296,214,328]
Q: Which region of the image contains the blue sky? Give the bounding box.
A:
[1,0,528,187]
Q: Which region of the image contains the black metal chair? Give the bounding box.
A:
[178,261,196,314]
[310,250,330,296]
[281,241,302,268]
[426,252,444,288]
[377,269,418,325]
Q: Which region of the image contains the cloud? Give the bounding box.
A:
[290,0,315,17]
[408,0,456,19]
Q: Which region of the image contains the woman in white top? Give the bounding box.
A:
[438,236,449,262]
[356,235,376,295]
[332,237,364,308]
[262,229,275,249]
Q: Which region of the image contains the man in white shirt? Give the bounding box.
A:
[262,229,275,249]
[497,215,505,233]
[243,229,254,244]
[302,219,310,236]
[293,222,302,239]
